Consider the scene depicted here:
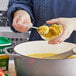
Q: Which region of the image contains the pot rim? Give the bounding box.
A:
[14,40,76,61]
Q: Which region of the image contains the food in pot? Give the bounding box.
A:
[27,53,76,59]
[38,24,62,41]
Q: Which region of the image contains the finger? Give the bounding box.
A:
[48,30,65,44]
[16,16,24,25]
[12,17,18,26]
[16,24,29,32]
[12,20,30,32]
[12,22,29,32]
[19,24,29,30]
[48,40,62,44]
[12,16,23,28]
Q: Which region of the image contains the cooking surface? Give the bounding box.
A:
[4,60,16,76]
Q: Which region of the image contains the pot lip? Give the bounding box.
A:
[14,40,76,61]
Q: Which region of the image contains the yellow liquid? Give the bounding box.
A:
[27,53,76,59]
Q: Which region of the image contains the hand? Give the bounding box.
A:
[47,18,75,44]
[12,10,32,32]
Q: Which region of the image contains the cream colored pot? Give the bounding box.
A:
[4,41,76,76]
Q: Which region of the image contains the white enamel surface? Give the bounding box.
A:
[14,41,76,56]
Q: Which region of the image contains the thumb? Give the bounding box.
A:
[46,18,60,24]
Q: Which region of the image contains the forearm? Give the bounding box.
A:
[72,18,76,31]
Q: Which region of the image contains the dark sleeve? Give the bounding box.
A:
[7,0,34,32]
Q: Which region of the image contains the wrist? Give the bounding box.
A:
[14,10,30,17]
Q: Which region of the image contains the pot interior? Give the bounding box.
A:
[14,41,76,56]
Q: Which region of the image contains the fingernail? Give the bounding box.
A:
[48,42,53,44]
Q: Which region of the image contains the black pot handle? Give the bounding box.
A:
[3,46,21,57]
